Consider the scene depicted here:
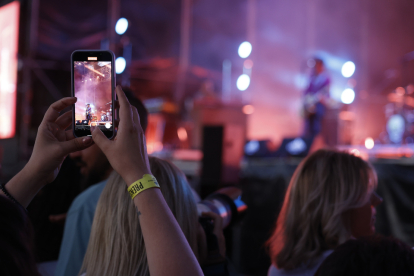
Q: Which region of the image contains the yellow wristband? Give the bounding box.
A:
[127,174,160,200]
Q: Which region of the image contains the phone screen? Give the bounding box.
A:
[72,51,115,138]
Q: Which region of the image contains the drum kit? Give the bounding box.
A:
[384,85,414,144]
[100,110,111,121]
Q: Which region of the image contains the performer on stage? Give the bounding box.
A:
[303,58,330,138]
[86,104,92,124]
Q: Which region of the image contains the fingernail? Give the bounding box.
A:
[82,137,92,144]
[90,125,96,132]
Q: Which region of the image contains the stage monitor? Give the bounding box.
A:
[244,139,275,158]
[0,1,20,139]
[277,137,314,157]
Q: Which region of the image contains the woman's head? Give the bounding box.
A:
[81,156,198,276]
[267,149,379,270]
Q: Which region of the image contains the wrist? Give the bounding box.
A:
[23,160,49,188]
[122,169,152,187]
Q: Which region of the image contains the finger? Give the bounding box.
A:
[55,111,72,130]
[91,126,112,153]
[43,97,77,123]
[65,129,94,145]
[61,136,93,155]
[115,86,133,128]
[131,106,140,127]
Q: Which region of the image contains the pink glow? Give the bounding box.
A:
[0,1,19,139]
[242,105,254,115]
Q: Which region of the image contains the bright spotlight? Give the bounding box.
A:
[115,18,128,35]
[341,61,355,78]
[341,88,355,104]
[238,41,252,58]
[237,74,250,91]
[365,137,374,149]
[115,57,126,74]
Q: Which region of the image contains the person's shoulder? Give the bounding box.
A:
[268,264,297,276]
[268,254,333,276]
[268,264,291,276]
[268,264,280,276]
[68,180,107,214]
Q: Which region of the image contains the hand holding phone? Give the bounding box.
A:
[91,86,151,186]
[6,97,94,207]
[71,50,116,139]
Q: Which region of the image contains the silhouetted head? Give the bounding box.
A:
[316,235,414,276]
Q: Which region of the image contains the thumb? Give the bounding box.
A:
[62,136,93,154]
[91,126,111,153]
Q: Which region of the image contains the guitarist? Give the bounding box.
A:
[303,58,330,138]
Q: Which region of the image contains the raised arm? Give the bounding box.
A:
[1,97,93,207]
[92,86,203,276]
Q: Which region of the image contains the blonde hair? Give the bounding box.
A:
[266,149,377,270]
[80,156,198,276]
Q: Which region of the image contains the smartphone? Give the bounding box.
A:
[71,50,115,139]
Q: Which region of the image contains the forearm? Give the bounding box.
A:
[1,164,46,207]
[133,188,203,276]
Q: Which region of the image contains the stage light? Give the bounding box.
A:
[286,138,307,155]
[105,122,111,129]
[115,57,126,74]
[365,137,374,149]
[238,41,252,58]
[387,114,405,144]
[237,74,250,91]
[341,88,355,104]
[245,140,260,155]
[396,87,405,96]
[177,127,188,141]
[341,61,355,78]
[115,18,128,35]
[242,105,254,114]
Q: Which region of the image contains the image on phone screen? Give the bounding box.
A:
[73,58,113,138]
